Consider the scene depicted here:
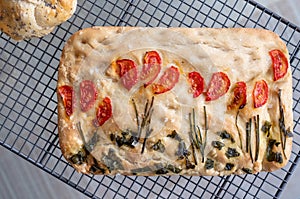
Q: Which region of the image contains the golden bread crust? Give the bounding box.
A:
[57,27,293,175]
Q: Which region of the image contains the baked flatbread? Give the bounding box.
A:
[57,27,293,175]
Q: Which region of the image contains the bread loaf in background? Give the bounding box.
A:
[0,0,77,40]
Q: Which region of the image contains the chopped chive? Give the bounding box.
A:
[266,139,283,164]
[226,147,240,158]
[166,164,182,174]
[242,168,252,174]
[205,158,214,170]
[224,163,234,171]
[185,157,195,169]
[151,139,165,153]
[69,148,87,165]
[262,121,272,137]
[90,157,106,174]
[175,140,190,159]
[286,128,293,138]
[155,167,169,175]
[212,141,225,150]
[218,130,234,143]
[167,130,182,141]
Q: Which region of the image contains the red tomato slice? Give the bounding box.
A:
[140,51,162,87]
[144,50,162,65]
[80,80,97,112]
[253,80,268,108]
[58,85,74,116]
[227,81,247,110]
[269,49,288,81]
[93,97,112,127]
[188,71,204,98]
[116,59,138,90]
[152,66,180,94]
[206,72,231,101]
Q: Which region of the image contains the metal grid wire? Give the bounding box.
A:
[0,0,300,198]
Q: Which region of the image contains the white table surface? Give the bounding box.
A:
[1,1,299,199]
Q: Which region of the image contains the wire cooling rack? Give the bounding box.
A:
[1,0,300,198]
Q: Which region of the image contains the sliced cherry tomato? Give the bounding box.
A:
[144,50,162,65]
[80,80,97,112]
[152,66,180,94]
[58,85,74,116]
[140,51,162,87]
[269,49,288,81]
[253,80,268,108]
[206,72,231,101]
[188,71,204,98]
[93,97,112,127]
[116,59,138,90]
[227,81,247,110]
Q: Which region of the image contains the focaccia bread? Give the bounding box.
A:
[57,27,293,176]
[0,0,77,40]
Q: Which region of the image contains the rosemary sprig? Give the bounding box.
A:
[278,89,287,159]
[193,109,202,148]
[189,106,207,164]
[189,111,198,165]
[254,115,260,162]
[132,96,155,154]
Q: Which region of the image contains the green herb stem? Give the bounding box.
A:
[131,97,155,154]
[76,122,87,146]
[189,112,198,165]
[203,106,208,163]
[141,129,153,154]
[278,90,287,159]
[254,115,260,162]
[235,109,243,150]
[246,118,254,163]
[132,99,140,137]
[246,122,249,153]
[189,106,208,164]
